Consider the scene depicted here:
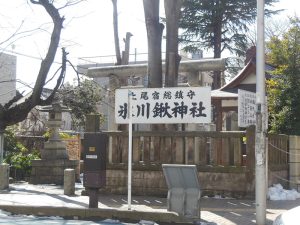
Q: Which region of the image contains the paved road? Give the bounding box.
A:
[1,182,299,224]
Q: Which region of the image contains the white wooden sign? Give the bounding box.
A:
[238,89,256,127]
[115,87,211,124]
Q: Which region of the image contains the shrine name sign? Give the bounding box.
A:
[115,87,211,124]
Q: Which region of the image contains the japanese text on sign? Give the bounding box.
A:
[115,87,211,124]
[238,89,256,127]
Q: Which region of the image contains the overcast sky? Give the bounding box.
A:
[0,0,299,94]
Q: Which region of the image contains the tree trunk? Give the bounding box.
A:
[143,0,164,88]
[164,0,182,87]
[212,11,223,131]
[121,32,133,65]
[112,0,122,65]
[212,6,222,90]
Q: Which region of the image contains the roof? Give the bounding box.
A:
[220,59,256,92]
[211,89,238,99]
[220,58,275,94]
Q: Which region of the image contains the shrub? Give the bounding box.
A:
[3,128,40,180]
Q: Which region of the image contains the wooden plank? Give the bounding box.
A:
[164,137,172,163]
[143,137,150,163]
[185,137,194,164]
[150,137,154,162]
[210,137,218,165]
[122,135,128,163]
[153,136,161,162]
[175,136,184,163]
[194,137,200,165]
[221,138,229,166]
[198,137,207,165]
[132,136,140,163]
[160,136,166,163]
[233,138,242,166]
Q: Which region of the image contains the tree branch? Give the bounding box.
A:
[30,0,64,105]
[40,48,67,106]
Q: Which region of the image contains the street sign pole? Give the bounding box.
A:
[127,90,133,210]
[256,0,267,224]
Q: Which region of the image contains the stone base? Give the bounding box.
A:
[30,159,80,185]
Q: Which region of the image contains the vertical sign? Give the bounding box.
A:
[238,89,256,127]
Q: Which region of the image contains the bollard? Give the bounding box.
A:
[64,168,75,195]
[0,163,9,190]
[89,188,99,208]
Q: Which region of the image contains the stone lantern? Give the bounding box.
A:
[30,101,79,185]
[40,101,69,160]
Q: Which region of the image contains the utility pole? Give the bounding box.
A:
[256,0,267,224]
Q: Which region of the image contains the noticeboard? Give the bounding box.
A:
[238,89,256,127]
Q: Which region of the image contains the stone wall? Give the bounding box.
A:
[65,135,81,160]
[100,164,259,198]
[17,135,81,161]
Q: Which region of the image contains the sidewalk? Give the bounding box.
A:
[0,182,299,225]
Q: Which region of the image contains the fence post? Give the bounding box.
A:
[289,135,300,191]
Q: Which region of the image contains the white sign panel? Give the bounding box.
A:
[238,89,256,127]
[115,87,211,124]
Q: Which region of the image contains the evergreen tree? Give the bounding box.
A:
[180,0,279,89]
[58,79,103,130]
[267,17,300,135]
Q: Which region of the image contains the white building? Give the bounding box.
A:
[0,53,16,105]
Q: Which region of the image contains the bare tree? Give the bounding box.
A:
[112,0,122,65]
[0,0,67,131]
[143,0,164,88]
[164,0,182,87]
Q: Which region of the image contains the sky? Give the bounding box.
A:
[0,0,299,94]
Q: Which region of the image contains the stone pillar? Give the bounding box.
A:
[289,135,300,190]
[0,163,9,190]
[64,168,75,196]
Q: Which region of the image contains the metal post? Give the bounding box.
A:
[256,0,267,224]
[127,90,133,210]
[88,188,99,208]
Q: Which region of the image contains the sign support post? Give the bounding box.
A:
[127,90,133,210]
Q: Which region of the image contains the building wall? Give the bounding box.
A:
[0,53,16,105]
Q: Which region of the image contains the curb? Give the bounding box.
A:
[0,205,196,224]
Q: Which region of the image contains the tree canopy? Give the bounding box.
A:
[58,79,102,130]
[180,0,279,57]
[267,16,300,135]
[179,0,280,89]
